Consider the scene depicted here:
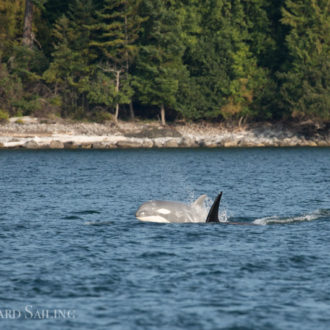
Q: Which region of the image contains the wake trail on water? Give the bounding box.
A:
[253,209,330,225]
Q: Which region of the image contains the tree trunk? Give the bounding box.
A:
[129,102,135,120]
[115,103,119,122]
[22,0,34,48]
[160,104,166,126]
[114,70,120,123]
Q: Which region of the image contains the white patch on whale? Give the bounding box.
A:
[157,208,171,215]
[137,215,170,223]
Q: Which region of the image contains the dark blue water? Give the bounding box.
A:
[0,148,329,330]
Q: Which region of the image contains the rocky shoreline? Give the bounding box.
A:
[0,117,329,149]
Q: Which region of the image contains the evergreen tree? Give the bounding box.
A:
[0,62,23,115]
[225,0,274,120]
[177,0,269,121]
[43,0,94,116]
[38,0,75,57]
[88,0,143,122]
[0,0,24,60]
[0,0,49,116]
[280,0,330,120]
[133,0,186,125]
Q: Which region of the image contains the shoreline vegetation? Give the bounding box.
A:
[0,1,329,127]
[0,117,329,149]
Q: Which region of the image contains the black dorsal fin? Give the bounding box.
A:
[206,192,222,223]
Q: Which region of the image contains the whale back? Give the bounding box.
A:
[192,194,207,208]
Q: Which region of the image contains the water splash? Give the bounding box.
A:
[253,209,330,225]
[218,208,228,223]
[189,196,228,223]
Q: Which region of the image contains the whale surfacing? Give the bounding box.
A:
[136,192,223,223]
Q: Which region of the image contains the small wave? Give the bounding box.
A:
[63,215,82,220]
[253,209,330,225]
[74,210,101,215]
[84,221,112,226]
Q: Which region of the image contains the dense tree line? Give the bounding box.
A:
[0,0,329,124]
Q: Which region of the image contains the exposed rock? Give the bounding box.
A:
[305,140,318,147]
[223,140,239,147]
[164,138,180,148]
[92,142,116,149]
[63,141,78,149]
[91,142,104,149]
[116,139,142,148]
[237,140,258,147]
[23,140,39,149]
[49,140,64,149]
[105,143,117,149]
[154,139,165,148]
[141,139,154,148]
[80,143,92,149]
[180,137,198,148]
[277,139,289,147]
[203,140,218,148]
[0,117,329,148]
[198,139,206,147]
[317,140,329,147]
[125,126,182,139]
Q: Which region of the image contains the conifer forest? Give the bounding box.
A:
[0,0,329,124]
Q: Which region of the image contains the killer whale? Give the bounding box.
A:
[136,192,223,223]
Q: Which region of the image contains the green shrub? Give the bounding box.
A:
[15,119,24,125]
[0,109,9,123]
[91,110,113,123]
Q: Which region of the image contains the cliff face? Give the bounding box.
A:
[0,117,329,149]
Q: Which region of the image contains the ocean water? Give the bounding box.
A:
[0,148,329,330]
